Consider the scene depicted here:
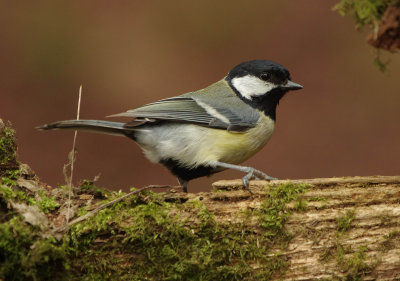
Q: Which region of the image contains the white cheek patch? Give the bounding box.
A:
[231,75,277,100]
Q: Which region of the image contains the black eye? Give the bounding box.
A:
[260,73,270,81]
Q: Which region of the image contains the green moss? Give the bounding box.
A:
[68,184,309,280]
[0,184,36,206]
[337,209,356,234]
[0,184,59,212]
[373,53,391,71]
[295,197,308,212]
[79,180,110,199]
[257,183,309,241]
[0,123,19,174]
[336,243,353,264]
[37,190,60,214]
[320,242,375,280]
[320,247,334,262]
[308,196,325,202]
[333,0,397,28]
[333,0,397,71]
[1,182,309,280]
[69,192,272,280]
[339,245,371,280]
[379,230,400,252]
[1,169,21,187]
[0,216,69,281]
[0,169,57,210]
[320,243,372,280]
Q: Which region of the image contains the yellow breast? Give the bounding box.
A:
[194,113,275,165]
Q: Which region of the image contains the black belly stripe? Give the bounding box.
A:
[160,158,224,181]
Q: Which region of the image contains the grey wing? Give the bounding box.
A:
[110,81,260,132]
[187,79,261,131]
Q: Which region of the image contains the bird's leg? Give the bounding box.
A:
[211,161,277,190]
[177,177,188,193]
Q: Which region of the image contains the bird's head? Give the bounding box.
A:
[226,60,303,119]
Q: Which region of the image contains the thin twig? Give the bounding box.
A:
[56,185,157,232]
[66,85,82,224]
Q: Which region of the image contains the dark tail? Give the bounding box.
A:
[37,119,131,137]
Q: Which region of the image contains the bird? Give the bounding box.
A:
[38,60,303,192]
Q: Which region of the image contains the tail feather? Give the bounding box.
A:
[37,119,130,136]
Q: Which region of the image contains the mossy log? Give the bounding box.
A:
[3,175,400,280]
[213,177,400,280]
[1,118,400,280]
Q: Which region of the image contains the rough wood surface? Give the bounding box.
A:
[169,176,400,280]
[3,170,400,279]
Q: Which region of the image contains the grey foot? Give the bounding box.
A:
[241,167,277,191]
[177,177,188,193]
[211,161,277,192]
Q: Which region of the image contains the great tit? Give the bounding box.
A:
[39,60,303,192]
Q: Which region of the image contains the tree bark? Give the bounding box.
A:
[210,176,400,280]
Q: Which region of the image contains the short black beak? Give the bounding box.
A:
[281,80,303,91]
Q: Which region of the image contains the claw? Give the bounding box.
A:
[242,169,253,190]
[241,167,277,193]
[241,175,253,194]
[251,168,277,181]
[210,161,277,193]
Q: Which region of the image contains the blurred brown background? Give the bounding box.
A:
[1,1,399,192]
